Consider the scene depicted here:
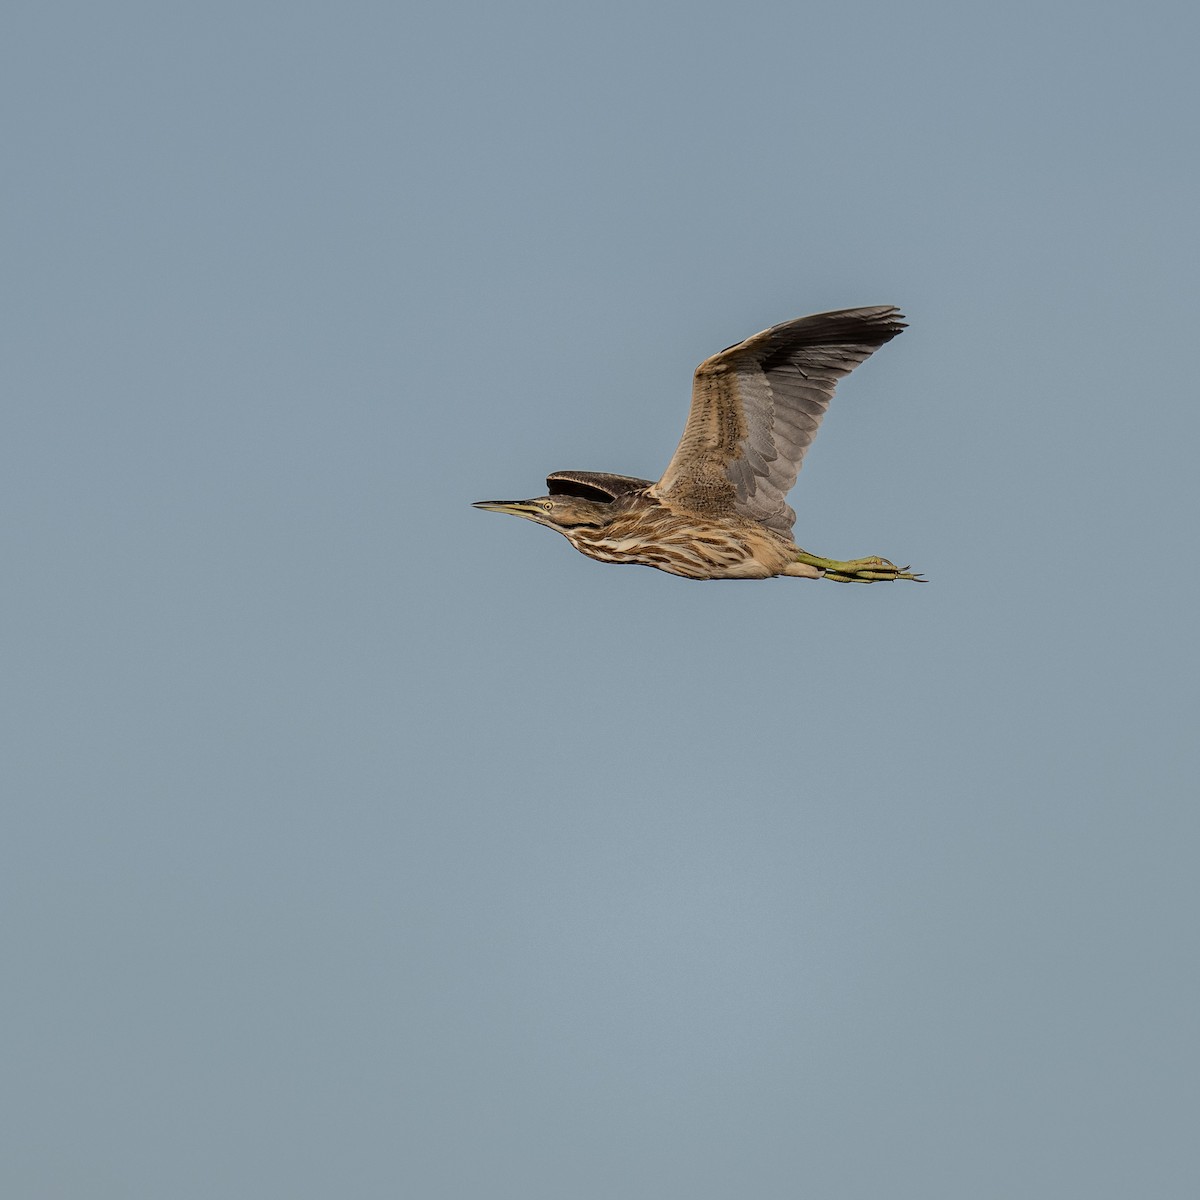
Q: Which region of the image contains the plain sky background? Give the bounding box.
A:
[4,2,1198,1197]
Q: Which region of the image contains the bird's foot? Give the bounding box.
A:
[793,549,925,584]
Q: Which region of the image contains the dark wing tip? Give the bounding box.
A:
[753,306,905,372]
[546,470,654,501]
[778,305,906,346]
[707,306,907,366]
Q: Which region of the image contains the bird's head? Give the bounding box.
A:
[474,472,651,542]
[472,493,614,534]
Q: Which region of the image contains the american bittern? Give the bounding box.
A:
[475,306,921,583]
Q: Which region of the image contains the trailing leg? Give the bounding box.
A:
[793,549,925,583]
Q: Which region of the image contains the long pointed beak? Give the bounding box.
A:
[472,499,542,521]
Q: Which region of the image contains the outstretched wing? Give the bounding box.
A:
[652,306,906,534]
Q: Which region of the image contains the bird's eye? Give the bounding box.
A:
[540,500,553,511]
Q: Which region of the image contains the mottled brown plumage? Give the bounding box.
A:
[474,307,922,583]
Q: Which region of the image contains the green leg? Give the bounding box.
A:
[794,549,925,583]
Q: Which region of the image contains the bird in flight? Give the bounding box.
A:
[474,306,921,583]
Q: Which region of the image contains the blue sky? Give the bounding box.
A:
[4,2,1198,1197]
